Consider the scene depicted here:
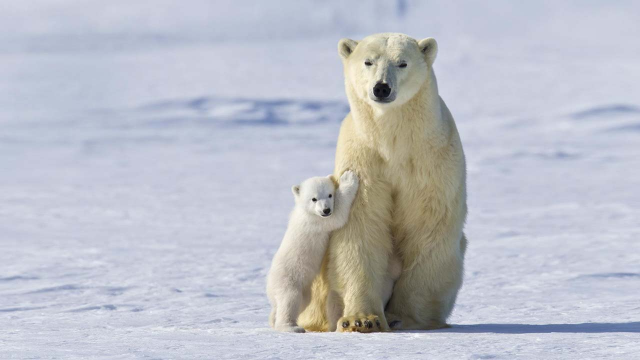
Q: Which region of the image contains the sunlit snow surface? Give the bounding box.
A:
[1,1,640,359]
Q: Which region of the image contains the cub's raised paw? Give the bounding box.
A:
[337,314,387,333]
[339,170,359,188]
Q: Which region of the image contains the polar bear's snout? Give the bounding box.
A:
[372,82,393,102]
[322,208,332,216]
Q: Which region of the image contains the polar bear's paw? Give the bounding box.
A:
[384,313,450,331]
[385,313,403,330]
[337,314,387,333]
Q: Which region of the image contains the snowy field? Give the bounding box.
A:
[1,1,640,359]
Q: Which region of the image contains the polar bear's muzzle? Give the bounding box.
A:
[370,82,396,103]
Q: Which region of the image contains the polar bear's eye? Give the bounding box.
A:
[399,62,407,68]
[312,198,317,202]
[328,194,332,198]
[364,61,373,66]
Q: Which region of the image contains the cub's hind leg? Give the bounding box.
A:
[269,305,276,328]
[274,290,306,333]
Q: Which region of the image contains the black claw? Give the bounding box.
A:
[354,320,362,327]
[342,321,349,328]
[389,320,401,328]
[364,320,373,329]
[375,319,381,328]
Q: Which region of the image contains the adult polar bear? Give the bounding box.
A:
[298,33,467,332]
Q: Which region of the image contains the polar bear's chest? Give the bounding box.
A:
[381,150,458,225]
[382,152,435,189]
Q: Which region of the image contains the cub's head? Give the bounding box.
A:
[292,176,336,217]
[338,33,437,109]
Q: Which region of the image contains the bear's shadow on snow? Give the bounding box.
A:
[433,322,640,334]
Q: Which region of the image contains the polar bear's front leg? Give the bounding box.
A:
[328,177,393,333]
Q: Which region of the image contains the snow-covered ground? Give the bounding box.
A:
[1,1,640,359]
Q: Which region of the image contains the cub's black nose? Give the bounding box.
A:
[323,208,331,215]
[373,82,391,99]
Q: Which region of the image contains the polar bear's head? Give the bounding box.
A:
[292,176,336,217]
[338,33,437,109]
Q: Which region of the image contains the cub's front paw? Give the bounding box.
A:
[337,314,387,333]
[275,325,306,333]
[339,170,359,190]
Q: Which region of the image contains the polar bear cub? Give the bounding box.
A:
[267,171,359,333]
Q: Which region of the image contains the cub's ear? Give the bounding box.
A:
[291,185,300,197]
[338,38,359,61]
[327,174,338,186]
[418,37,438,65]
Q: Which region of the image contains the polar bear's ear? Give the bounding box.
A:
[338,38,359,60]
[418,38,438,65]
[291,185,300,197]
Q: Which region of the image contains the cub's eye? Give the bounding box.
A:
[399,63,407,68]
[364,61,373,66]
[328,194,332,198]
[312,198,317,202]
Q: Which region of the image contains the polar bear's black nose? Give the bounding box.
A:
[373,82,391,99]
[323,208,331,215]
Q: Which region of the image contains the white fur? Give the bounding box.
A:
[266,171,359,333]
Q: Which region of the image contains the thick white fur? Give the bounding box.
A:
[267,171,359,332]
[298,33,467,332]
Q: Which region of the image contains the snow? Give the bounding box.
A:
[1,1,640,359]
